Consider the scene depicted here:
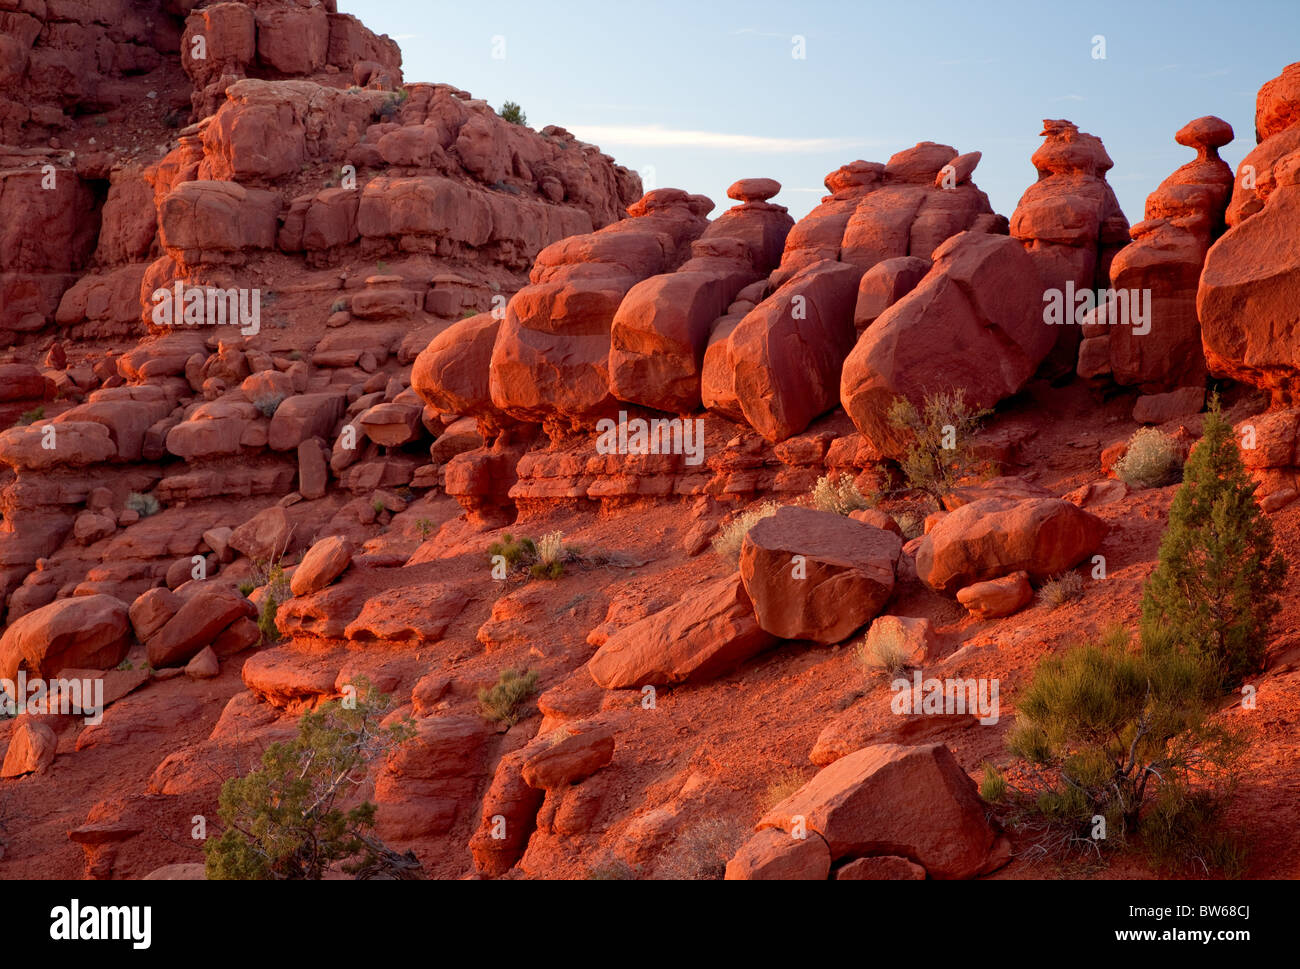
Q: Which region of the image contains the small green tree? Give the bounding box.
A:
[1140,396,1286,689]
[1006,627,1243,867]
[887,390,991,502]
[499,101,527,126]
[205,681,415,880]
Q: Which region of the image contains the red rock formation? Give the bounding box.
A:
[840,232,1054,457]
[1010,120,1130,374]
[1200,63,1300,404]
[489,188,712,432]
[1079,117,1234,393]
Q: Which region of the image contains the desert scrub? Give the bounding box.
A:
[809,474,875,516]
[499,101,527,126]
[531,530,568,579]
[204,679,417,880]
[414,518,435,542]
[763,769,810,810]
[888,390,992,500]
[711,501,781,566]
[14,406,44,427]
[1114,428,1183,489]
[1037,572,1083,610]
[892,508,926,540]
[375,88,408,121]
[656,817,745,880]
[477,668,539,726]
[855,625,910,679]
[253,393,285,418]
[586,857,638,880]
[124,492,161,518]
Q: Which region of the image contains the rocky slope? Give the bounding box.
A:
[2,3,1299,881]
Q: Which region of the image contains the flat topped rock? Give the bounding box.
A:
[727,177,782,203]
[1176,116,1234,153]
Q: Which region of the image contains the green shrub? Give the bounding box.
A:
[487,533,537,570]
[499,101,527,126]
[477,668,539,726]
[809,474,875,516]
[1114,428,1183,489]
[979,762,1007,803]
[14,406,44,427]
[253,559,291,644]
[257,595,280,644]
[125,492,161,518]
[1006,626,1242,861]
[888,390,992,500]
[1140,785,1248,877]
[711,501,780,566]
[204,681,416,879]
[1141,397,1286,689]
[415,518,435,542]
[376,90,407,121]
[237,580,255,597]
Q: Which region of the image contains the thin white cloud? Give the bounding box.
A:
[568,124,872,153]
[1053,94,1087,102]
[391,33,421,40]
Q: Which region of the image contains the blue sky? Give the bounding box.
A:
[342,0,1300,223]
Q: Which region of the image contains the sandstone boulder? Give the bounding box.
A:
[729,260,864,442]
[915,497,1107,594]
[0,719,57,777]
[521,724,615,790]
[290,535,353,597]
[757,742,1005,879]
[841,232,1054,456]
[724,828,832,881]
[587,574,775,688]
[0,595,130,681]
[739,507,901,644]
